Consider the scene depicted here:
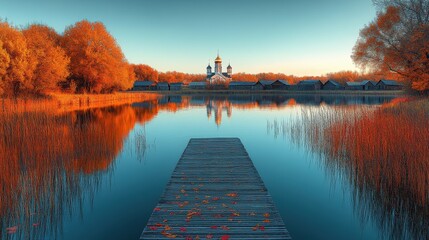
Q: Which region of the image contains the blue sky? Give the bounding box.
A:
[0,0,376,76]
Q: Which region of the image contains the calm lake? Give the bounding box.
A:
[1,94,428,240]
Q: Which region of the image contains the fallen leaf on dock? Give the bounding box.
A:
[225,192,238,197]
[221,225,230,230]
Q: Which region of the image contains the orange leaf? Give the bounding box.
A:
[225,192,238,197]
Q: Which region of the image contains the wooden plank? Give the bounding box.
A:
[140,138,291,239]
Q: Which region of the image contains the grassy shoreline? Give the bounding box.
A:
[1,92,159,113]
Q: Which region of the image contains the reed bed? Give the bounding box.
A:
[1,92,159,114]
[268,98,429,239]
[0,95,155,239]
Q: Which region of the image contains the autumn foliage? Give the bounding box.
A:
[132,64,158,82]
[62,20,134,93]
[0,21,32,96]
[353,0,429,92]
[23,24,70,94]
[0,19,135,97]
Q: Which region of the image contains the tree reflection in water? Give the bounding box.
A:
[267,99,429,240]
[0,104,150,239]
[0,94,404,239]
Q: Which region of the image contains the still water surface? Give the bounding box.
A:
[1,94,427,240]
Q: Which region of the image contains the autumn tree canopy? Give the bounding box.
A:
[23,24,70,94]
[352,0,429,91]
[157,71,206,83]
[62,20,133,93]
[132,64,158,82]
[0,21,32,96]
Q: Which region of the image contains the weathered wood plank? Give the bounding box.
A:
[140,138,291,239]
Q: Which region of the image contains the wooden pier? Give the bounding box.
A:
[141,138,291,239]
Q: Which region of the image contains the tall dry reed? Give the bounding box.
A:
[268,98,429,239]
[0,95,157,239]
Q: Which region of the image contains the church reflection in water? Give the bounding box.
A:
[150,94,398,125]
[206,100,232,125]
[2,94,421,240]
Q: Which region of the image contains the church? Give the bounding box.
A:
[206,53,232,83]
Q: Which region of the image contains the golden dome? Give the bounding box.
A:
[215,55,222,63]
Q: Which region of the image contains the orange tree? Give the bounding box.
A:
[0,21,32,96]
[62,20,133,93]
[132,64,158,82]
[23,24,70,94]
[352,0,429,92]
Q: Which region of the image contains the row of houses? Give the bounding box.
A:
[132,79,403,91]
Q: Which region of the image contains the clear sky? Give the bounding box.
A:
[0,0,376,76]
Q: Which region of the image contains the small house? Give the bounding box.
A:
[132,81,156,91]
[252,81,264,90]
[170,82,183,91]
[188,81,207,90]
[297,80,323,90]
[156,82,170,91]
[257,80,275,90]
[345,81,376,90]
[271,80,290,90]
[322,80,343,90]
[345,82,364,90]
[228,81,255,90]
[361,80,377,90]
[376,80,403,90]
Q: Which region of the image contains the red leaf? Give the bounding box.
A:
[221,225,230,230]
[220,235,230,240]
[180,227,187,232]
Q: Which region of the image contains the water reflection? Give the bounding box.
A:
[0,105,150,239]
[134,95,397,125]
[268,100,429,239]
[0,94,407,240]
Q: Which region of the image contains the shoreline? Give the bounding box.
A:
[130,89,406,96]
[1,92,160,114]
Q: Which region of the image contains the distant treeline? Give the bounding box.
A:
[136,68,403,85]
[3,0,428,98]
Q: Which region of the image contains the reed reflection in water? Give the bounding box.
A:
[268,99,429,240]
[0,103,151,240]
[0,94,406,240]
